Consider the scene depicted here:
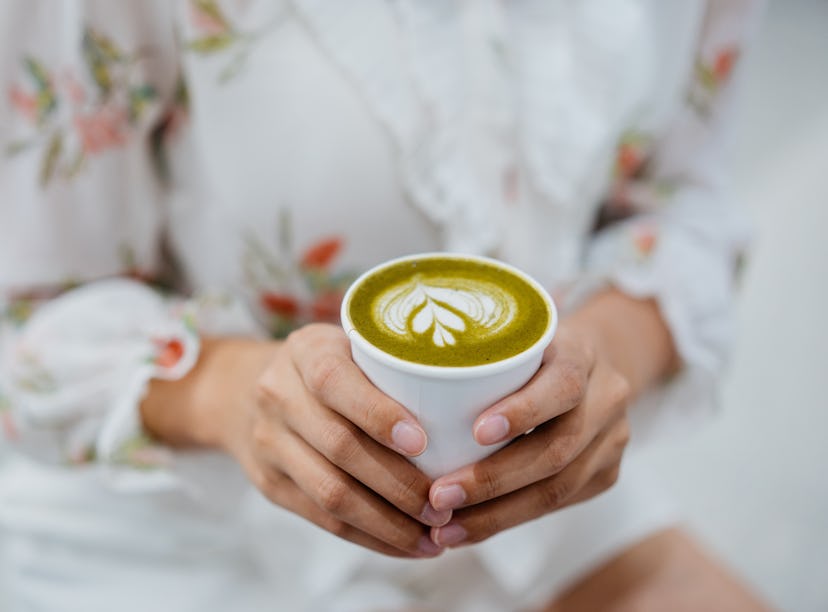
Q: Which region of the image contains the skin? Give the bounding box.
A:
[543,528,771,612]
[141,288,766,606]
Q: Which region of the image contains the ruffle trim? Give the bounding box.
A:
[292,0,654,259]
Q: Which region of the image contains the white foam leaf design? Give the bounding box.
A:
[374,276,516,347]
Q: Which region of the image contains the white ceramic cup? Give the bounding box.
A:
[340,253,558,478]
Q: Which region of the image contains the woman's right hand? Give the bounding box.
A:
[141,324,449,558]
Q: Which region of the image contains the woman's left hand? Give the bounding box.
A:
[426,316,633,548]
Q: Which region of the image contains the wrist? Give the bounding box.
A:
[564,288,679,396]
[141,337,279,453]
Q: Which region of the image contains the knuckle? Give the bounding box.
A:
[306,353,346,397]
[608,373,632,409]
[251,422,271,455]
[396,471,427,511]
[284,326,309,353]
[361,393,387,434]
[558,360,587,404]
[541,436,577,475]
[477,466,503,500]
[391,517,421,552]
[255,373,280,407]
[320,421,360,465]
[539,477,572,510]
[520,394,543,431]
[316,472,351,515]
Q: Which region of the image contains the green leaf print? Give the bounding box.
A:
[695,62,717,92]
[188,34,235,53]
[24,56,50,89]
[82,29,115,95]
[40,132,63,186]
[24,57,58,124]
[64,150,86,179]
[85,29,124,62]
[128,84,158,122]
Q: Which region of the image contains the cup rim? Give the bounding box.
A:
[340,252,558,379]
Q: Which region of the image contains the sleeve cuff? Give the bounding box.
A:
[2,279,232,495]
[561,209,744,441]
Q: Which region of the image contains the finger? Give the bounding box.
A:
[286,324,428,457]
[472,337,595,447]
[279,380,451,527]
[272,428,443,558]
[247,463,415,558]
[430,423,623,548]
[430,363,630,511]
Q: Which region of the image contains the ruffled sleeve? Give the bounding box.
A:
[567,0,764,440]
[0,282,197,486]
[0,280,261,496]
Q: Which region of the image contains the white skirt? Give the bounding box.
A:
[0,449,676,612]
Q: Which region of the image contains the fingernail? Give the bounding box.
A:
[420,502,452,527]
[433,523,467,548]
[432,484,466,511]
[417,535,443,557]
[391,421,427,456]
[474,414,510,445]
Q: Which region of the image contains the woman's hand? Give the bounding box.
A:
[142,324,450,558]
[426,290,679,548]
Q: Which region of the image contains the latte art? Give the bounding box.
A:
[344,255,552,367]
[376,276,517,347]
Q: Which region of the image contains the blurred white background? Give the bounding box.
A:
[1,2,825,611]
[640,1,828,610]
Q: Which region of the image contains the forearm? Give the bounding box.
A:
[565,288,679,397]
[140,337,279,452]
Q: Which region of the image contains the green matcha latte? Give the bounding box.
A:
[345,255,551,367]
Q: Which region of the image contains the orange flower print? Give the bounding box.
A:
[696,46,741,93]
[632,224,658,259]
[713,47,739,82]
[152,337,185,369]
[301,237,343,270]
[189,0,231,36]
[260,292,300,318]
[614,131,650,180]
[73,106,128,154]
[244,212,356,338]
[616,143,642,178]
[8,84,39,123]
[691,45,741,118]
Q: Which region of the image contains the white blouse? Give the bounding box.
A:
[0,1,761,610]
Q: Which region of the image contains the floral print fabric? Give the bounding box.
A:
[6,25,162,185]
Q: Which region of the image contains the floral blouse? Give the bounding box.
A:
[0,0,761,609]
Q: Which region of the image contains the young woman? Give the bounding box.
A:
[0,1,768,610]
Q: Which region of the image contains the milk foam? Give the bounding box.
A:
[373,274,517,347]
